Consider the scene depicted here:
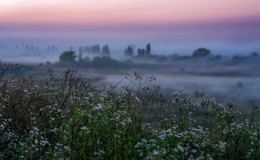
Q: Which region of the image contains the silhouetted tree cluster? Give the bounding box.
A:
[192,48,211,57]
[137,43,152,57]
[59,51,77,65]
[47,45,58,52]
[92,56,121,68]
[124,45,134,57]
[146,43,151,56]
[101,45,110,55]
[91,45,100,53]
[137,49,146,57]
[124,43,151,58]
[231,52,259,64]
[17,43,40,52]
[251,52,259,57]
[57,47,260,69]
[58,50,133,68]
[69,44,110,56]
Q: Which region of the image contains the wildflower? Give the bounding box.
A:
[64,146,71,151]
[127,118,132,123]
[152,150,160,155]
[191,149,197,153]
[135,96,140,102]
[94,104,103,110]
[177,145,184,152]
[81,126,87,130]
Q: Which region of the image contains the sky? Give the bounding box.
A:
[1,0,260,55]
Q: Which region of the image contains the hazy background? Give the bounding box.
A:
[1,0,260,63]
[0,0,260,109]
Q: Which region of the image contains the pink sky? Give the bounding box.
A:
[1,0,260,27]
[1,0,260,54]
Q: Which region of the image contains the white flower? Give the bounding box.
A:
[94,104,103,110]
[152,150,160,155]
[191,149,197,153]
[64,146,71,151]
[177,145,184,152]
[127,118,132,123]
[135,96,140,102]
[81,126,87,130]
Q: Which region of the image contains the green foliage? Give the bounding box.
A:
[92,56,121,68]
[59,51,77,65]
[146,43,151,56]
[137,48,146,57]
[101,45,110,56]
[0,64,259,159]
[192,48,211,58]
[124,45,134,57]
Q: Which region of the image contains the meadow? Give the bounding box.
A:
[1,0,260,159]
[0,62,259,159]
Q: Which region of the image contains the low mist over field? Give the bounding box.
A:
[1,1,260,159]
[1,36,260,109]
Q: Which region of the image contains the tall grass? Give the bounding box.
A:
[0,63,259,159]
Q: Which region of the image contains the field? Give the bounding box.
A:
[0,62,259,159]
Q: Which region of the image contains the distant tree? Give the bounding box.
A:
[78,46,84,62]
[79,46,83,54]
[102,45,110,55]
[59,51,77,65]
[251,52,259,57]
[69,46,74,52]
[124,45,134,57]
[146,43,151,56]
[84,46,88,52]
[78,52,83,62]
[137,49,146,57]
[232,55,248,63]
[92,45,100,53]
[52,45,56,51]
[92,56,121,68]
[192,48,211,57]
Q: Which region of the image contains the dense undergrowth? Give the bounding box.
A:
[0,62,259,159]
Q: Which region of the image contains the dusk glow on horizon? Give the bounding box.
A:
[1,0,260,26]
[1,0,260,55]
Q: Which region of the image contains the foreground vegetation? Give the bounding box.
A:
[0,63,259,159]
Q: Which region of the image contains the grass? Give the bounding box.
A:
[0,63,259,159]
